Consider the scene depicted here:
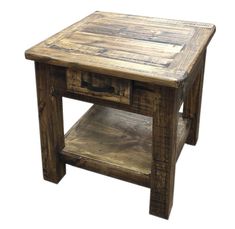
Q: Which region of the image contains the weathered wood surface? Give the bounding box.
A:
[183,51,206,145]
[49,65,159,116]
[25,12,215,219]
[150,87,180,219]
[25,11,215,88]
[60,105,190,187]
[63,81,157,116]
[66,69,131,104]
[35,62,66,183]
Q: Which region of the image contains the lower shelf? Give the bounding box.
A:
[60,105,190,187]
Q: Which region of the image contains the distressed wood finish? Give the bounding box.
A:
[150,87,180,219]
[183,52,206,145]
[45,65,156,116]
[35,62,66,183]
[25,11,215,88]
[66,69,131,104]
[25,12,215,219]
[60,105,190,187]
[62,81,156,116]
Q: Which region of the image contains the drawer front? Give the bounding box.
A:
[66,69,131,104]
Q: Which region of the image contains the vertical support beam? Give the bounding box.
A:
[35,62,66,183]
[183,51,206,145]
[150,86,179,219]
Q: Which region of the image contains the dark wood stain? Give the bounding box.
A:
[25,11,215,220]
[25,11,215,87]
[35,62,66,183]
[60,105,191,188]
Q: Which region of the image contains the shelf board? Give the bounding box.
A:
[60,105,190,187]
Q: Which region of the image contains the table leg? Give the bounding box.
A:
[183,51,206,145]
[35,62,66,183]
[150,87,179,219]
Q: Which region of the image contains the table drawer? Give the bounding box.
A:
[66,69,132,104]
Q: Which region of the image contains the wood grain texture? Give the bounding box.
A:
[35,62,66,183]
[150,87,180,219]
[25,11,215,88]
[66,69,131,104]
[60,105,190,187]
[25,12,215,219]
[183,51,206,145]
[50,67,158,116]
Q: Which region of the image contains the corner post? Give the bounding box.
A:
[183,51,206,145]
[35,62,66,183]
[150,86,180,219]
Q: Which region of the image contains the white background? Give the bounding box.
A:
[1,0,235,228]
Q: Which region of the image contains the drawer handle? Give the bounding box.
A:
[81,81,115,93]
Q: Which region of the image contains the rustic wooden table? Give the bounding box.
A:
[25,11,215,219]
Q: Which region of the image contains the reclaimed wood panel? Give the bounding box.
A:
[79,21,193,46]
[35,62,66,183]
[25,11,215,88]
[62,81,155,117]
[69,32,183,58]
[52,38,174,67]
[50,65,158,116]
[66,69,131,104]
[183,51,206,145]
[60,105,190,187]
[150,87,180,219]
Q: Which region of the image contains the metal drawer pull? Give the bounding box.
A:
[81,80,115,93]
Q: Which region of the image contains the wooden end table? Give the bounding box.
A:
[25,11,215,219]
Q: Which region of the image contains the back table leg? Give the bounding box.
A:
[35,62,66,183]
[183,51,206,145]
[150,87,179,219]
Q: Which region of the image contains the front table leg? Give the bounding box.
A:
[35,62,66,183]
[150,86,179,219]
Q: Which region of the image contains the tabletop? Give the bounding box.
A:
[25,11,215,87]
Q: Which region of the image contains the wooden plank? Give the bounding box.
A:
[176,114,191,161]
[150,87,180,219]
[66,69,131,104]
[80,22,192,45]
[86,19,194,35]
[61,150,150,187]
[60,105,190,187]
[25,11,215,88]
[70,32,184,56]
[50,66,156,116]
[61,81,155,117]
[35,62,66,183]
[169,28,215,76]
[51,39,173,67]
[25,45,185,88]
[183,51,206,145]
[94,11,215,29]
[61,105,152,187]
